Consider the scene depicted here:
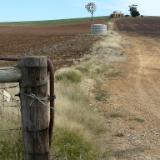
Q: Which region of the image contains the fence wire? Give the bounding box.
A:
[0,83,21,128]
[0,83,23,159]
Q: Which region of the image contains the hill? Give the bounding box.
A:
[0,16,109,26]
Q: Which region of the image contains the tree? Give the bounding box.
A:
[129,4,140,17]
[85,2,96,24]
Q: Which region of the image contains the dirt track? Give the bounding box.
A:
[100,19,160,159]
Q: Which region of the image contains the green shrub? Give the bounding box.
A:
[55,68,82,83]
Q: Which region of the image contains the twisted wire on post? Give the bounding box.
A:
[23,93,49,106]
[22,93,55,111]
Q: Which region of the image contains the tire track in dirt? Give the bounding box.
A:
[129,36,160,123]
[99,32,160,159]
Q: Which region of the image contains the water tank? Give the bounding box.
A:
[91,24,107,35]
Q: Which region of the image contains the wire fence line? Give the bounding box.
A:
[0,79,51,159]
[0,57,54,160]
[0,83,21,132]
[0,83,23,160]
[0,127,21,132]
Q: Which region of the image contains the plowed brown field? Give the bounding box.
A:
[0,19,107,69]
[115,17,160,36]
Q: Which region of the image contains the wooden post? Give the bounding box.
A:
[19,56,50,160]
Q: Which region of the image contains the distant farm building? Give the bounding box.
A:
[110,11,124,18]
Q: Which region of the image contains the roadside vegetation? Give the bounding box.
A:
[53,67,107,159]
[52,31,122,160]
[0,59,108,160]
[0,112,23,159]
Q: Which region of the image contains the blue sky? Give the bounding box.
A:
[0,0,159,22]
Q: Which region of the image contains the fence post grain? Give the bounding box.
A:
[19,56,50,160]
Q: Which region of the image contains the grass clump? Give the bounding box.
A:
[95,90,108,102]
[129,117,145,123]
[55,68,82,83]
[134,118,145,123]
[0,116,23,160]
[94,79,109,102]
[53,128,99,160]
[114,132,124,138]
[110,113,124,118]
[76,56,111,79]
[0,136,23,160]
[76,65,89,73]
[55,82,106,136]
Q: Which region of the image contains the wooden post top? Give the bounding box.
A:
[19,56,47,67]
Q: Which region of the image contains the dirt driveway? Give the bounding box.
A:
[99,32,160,159]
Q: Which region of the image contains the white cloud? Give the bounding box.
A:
[95,0,160,16]
[127,0,160,15]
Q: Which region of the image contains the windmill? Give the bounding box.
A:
[85,2,96,24]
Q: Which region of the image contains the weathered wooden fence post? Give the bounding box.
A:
[19,56,50,160]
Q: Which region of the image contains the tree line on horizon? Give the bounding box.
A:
[85,2,141,22]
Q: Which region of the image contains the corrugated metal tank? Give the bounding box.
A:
[91,24,107,35]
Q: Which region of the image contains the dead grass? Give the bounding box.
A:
[53,77,106,159]
[53,31,124,159]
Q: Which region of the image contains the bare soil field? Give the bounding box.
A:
[0,19,107,69]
